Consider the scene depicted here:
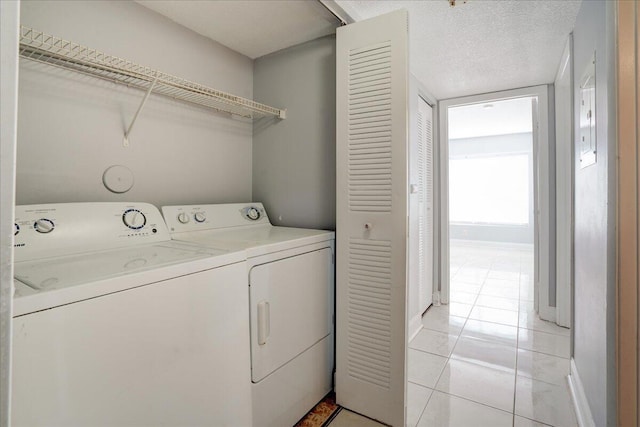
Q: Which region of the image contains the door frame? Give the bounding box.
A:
[408,74,439,340]
[616,0,639,424]
[415,82,440,311]
[438,85,556,322]
[554,36,574,328]
[0,1,20,425]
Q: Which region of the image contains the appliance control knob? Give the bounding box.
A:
[194,212,206,223]
[34,219,54,234]
[122,209,146,230]
[246,207,261,220]
[177,212,190,224]
[14,223,20,236]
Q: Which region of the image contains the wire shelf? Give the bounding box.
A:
[19,25,286,121]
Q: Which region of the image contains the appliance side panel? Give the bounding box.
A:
[12,263,252,426]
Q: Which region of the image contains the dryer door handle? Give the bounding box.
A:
[257,301,270,345]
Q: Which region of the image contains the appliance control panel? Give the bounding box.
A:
[162,203,270,233]
[14,203,170,262]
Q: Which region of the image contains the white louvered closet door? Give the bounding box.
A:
[336,10,409,427]
[418,98,434,313]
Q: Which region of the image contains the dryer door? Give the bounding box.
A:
[249,247,333,382]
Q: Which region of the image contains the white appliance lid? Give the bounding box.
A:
[170,225,334,256]
[14,241,235,292]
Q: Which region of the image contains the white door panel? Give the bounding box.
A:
[336,9,409,427]
[418,99,434,313]
[249,248,333,382]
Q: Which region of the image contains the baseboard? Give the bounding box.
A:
[409,314,422,342]
[567,358,596,427]
[538,301,557,323]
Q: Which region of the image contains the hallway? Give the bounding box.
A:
[407,240,575,426]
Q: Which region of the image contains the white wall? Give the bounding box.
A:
[18,1,254,208]
[252,35,336,230]
[571,0,617,425]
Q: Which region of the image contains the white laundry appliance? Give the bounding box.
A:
[12,202,252,427]
[162,203,335,427]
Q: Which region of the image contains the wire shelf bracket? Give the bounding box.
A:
[123,75,158,147]
[18,25,287,146]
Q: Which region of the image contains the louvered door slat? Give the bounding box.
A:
[347,40,393,214]
[336,9,409,427]
[418,98,434,313]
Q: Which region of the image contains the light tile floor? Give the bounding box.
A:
[330,240,576,427]
[411,240,575,427]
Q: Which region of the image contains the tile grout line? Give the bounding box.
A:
[425,259,484,420]
[437,268,518,417]
[412,382,433,427]
[450,263,520,420]
[413,257,472,426]
[516,346,570,359]
[512,260,522,427]
[518,324,571,338]
[422,246,540,426]
[431,388,521,415]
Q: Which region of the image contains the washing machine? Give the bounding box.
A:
[11,202,252,427]
[162,203,335,427]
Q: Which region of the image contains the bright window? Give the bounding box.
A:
[449,154,530,225]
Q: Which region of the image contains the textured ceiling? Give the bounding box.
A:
[136,0,581,99]
[135,0,339,59]
[336,0,581,99]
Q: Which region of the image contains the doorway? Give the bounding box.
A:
[438,86,556,321]
[405,86,575,426]
[447,96,535,310]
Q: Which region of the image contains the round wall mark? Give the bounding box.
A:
[102,165,134,193]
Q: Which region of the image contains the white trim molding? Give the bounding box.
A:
[568,358,596,427]
[554,34,574,329]
[0,1,20,424]
[318,0,359,24]
[438,85,555,319]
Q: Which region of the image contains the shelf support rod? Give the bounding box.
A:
[123,76,158,147]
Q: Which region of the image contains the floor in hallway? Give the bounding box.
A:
[328,239,576,427]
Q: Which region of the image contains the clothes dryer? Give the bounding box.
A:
[162,203,335,427]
